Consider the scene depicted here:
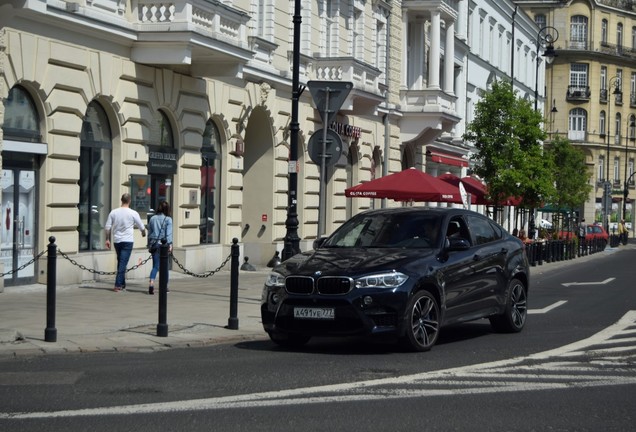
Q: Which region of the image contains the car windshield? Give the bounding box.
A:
[323,212,442,248]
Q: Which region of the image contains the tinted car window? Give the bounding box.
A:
[325,212,443,248]
[467,215,497,245]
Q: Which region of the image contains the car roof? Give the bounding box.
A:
[357,207,481,218]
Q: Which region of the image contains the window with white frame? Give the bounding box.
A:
[631,73,636,105]
[351,0,364,58]
[599,155,605,182]
[616,113,622,143]
[535,14,546,29]
[322,0,339,56]
[253,0,273,40]
[618,23,624,48]
[374,6,387,74]
[614,157,620,182]
[570,63,588,91]
[601,19,608,44]
[632,26,636,49]
[600,111,606,136]
[570,15,588,44]
[629,159,635,184]
[569,108,587,141]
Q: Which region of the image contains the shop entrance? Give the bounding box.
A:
[1,153,37,286]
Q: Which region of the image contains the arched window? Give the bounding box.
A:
[200,120,222,244]
[568,108,587,141]
[2,86,41,142]
[79,101,112,251]
[159,110,174,147]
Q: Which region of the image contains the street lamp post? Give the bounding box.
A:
[623,117,635,221]
[605,77,621,234]
[530,26,558,238]
[282,0,303,260]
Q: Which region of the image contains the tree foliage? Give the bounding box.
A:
[544,135,593,211]
[463,80,555,209]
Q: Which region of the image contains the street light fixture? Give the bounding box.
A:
[534,27,559,112]
[605,76,622,234]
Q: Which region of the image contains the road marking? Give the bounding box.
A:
[528,300,567,314]
[562,277,615,287]
[2,310,635,419]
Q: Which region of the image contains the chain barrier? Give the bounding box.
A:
[170,252,232,278]
[57,249,153,276]
[0,249,47,277]
[0,248,231,279]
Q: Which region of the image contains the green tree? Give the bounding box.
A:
[544,135,593,214]
[463,80,555,212]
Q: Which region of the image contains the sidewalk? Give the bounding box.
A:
[0,242,631,359]
[0,267,272,358]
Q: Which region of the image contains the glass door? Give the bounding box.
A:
[1,168,36,286]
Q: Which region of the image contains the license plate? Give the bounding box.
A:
[293,307,335,320]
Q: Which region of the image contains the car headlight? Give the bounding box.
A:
[265,271,285,288]
[355,271,408,289]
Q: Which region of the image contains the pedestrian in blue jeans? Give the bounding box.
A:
[147,201,173,295]
[104,193,146,292]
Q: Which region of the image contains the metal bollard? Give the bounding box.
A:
[227,238,240,330]
[45,236,57,342]
[156,239,169,337]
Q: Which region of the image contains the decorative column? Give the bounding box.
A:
[444,18,455,95]
[429,10,441,90]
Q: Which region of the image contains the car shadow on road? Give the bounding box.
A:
[234,320,495,355]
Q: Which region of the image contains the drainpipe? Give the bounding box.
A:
[382,9,392,208]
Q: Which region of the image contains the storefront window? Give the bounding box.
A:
[78,102,112,251]
[200,119,221,244]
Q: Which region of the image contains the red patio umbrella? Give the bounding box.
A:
[437,173,490,205]
[345,168,463,203]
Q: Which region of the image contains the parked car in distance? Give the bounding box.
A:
[261,207,530,352]
[558,223,609,248]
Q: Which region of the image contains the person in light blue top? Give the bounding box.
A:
[147,201,173,295]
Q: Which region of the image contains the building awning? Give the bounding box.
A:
[428,151,468,167]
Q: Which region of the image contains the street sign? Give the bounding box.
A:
[307,81,353,125]
[307,128,343,167]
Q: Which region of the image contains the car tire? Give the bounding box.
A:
[400,290,440,352]
[268,331,311,348]
[490,278,527,333]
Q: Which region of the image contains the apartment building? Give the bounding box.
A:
[0,0,539,287]
[516,0,636,230]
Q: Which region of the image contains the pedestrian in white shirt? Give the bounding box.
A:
[104,193,146,292]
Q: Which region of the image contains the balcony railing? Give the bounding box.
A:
[312,57,384,97]
[567,85,591,101]
[568,39,588,50]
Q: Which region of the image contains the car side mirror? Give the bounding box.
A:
[446,237,470,251]
[313,237,328,250]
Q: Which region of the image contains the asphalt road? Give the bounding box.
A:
[1,247,635,431]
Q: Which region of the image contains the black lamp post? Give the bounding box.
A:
[282,0,303,261]
[623,117,635,220]
[530,27,558,238]
[605,77,621,234]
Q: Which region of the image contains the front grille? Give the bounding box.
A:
[285,276,314,294]
[316,277,353,295]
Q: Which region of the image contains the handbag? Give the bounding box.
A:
[148,215,168,254]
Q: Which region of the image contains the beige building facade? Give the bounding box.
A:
[0,0,409,286]
[517,0,636,231]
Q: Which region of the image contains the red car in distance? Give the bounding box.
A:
[558,223,608,247]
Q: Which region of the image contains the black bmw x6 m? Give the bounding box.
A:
[261,207,530,352]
